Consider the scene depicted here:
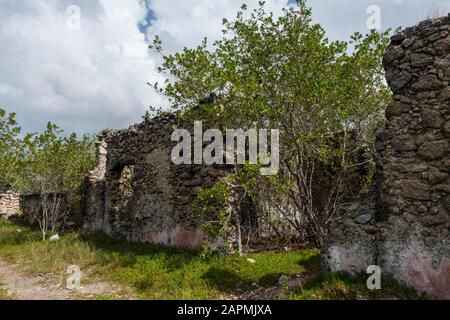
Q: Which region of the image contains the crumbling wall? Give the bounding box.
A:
[82,114,239,251]
[19,193,70,226]
[0,191,20,218]
[323,15,450,299]
[19,193,41,222]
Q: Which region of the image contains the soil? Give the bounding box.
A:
[0,258,130,300]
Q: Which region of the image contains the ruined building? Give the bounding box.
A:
[1,14,448,300]
[0,191,20,219]
[323,15,450,299]
[82,114,242,251]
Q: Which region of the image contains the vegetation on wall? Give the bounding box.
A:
[2,2,391,248]
[150,0,392,247]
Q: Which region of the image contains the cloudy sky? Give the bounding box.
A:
[0,0,449,135]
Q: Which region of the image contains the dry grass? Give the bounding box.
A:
[424,3,448,20]
[0,288,9,300]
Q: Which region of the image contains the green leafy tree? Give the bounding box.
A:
[18,123,96,239]
[151,1,391,247]
[0,108,23,190]
[0,108,96,240]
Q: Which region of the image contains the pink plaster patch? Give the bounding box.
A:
[402,241,450,299]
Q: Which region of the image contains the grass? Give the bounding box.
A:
[0,288,9,300]
[0,220,424,300]
[0,220,316,299]
[288,272,428,300]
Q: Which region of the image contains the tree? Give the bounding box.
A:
[0,108,22,191]
[0,108,96,240]
[18,123,96,240]
[150,1,392,247]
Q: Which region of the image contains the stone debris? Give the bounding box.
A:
[49,234,60,242]
[354,213,373,225]
[278,275,290,285]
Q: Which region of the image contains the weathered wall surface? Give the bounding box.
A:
[82,114,239,251]
[19,193,69,226]
[0,191,20,218]
[323,15,450,299]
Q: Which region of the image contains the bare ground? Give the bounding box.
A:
[0,258,131,300]
[0,256,310,300]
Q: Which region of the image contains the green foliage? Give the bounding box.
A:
[0,108,22,190]
[18,122,96,194]
[0,288,9,300]
[152,1,390,130]
[0,109,96,196]
[193,181,232,240]
[20,124,96,238]
[233,162,289,202]
[288,272,427,300]
[151,1,392,246]
[0,107,96,238]
[193,162,291,246]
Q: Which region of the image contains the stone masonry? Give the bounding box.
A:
[0,191,20,218]
[323,16,450,299]
[82,113,241,251]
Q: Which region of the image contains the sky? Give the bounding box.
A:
[0,0,449,135]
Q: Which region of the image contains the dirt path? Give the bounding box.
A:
[0,258,129,300]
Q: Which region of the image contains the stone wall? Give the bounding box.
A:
[323,15,450,299]
[19,193,70,226]
[82,113,241,251]
[0,191,20,218]
[0,191,70,226]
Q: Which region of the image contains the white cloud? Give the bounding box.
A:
[0,0,165,134]
[0,0,449,134]
[308,0,450,41]
[147,0,289,54]
[0,0,291,134]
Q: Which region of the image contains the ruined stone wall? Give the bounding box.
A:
[19,193,69,226]
[0,191,20,218]
[82,114,239,251]
[0,191,69,224]
[323,15,450,299]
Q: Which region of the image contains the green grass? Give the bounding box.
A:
[288,272,428,300]
[0,220,424,300]
[0,288,9,300]
[0,220,317,300]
